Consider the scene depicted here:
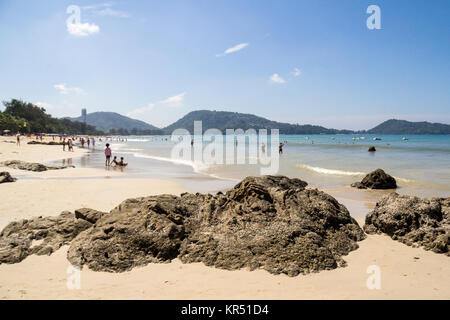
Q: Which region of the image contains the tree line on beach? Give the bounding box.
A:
[0,99,103,135]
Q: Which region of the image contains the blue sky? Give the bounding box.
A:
[0,0,449,129]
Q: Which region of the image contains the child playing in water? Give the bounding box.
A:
[111,156,118,166]
[118,157,128,167]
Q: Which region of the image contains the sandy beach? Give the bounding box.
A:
[0,136,449,300]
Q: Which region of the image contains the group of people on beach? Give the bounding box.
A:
[62,138,74,152]
[104,143,128,167]
[80,137,96,148]
[260,142,285,154]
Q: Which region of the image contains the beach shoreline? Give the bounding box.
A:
[0,136,449,300]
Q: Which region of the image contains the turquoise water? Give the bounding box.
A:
[108,134,450,198]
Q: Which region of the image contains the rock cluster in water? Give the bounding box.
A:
[351,169,397,189]
[0,171,16,184]
[364,193,449,255]
[0,176,366,276]
[0,160,74,172]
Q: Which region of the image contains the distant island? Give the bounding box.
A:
[67,111,164,135]
[1,99,449,135]
[363,119,450,135]
[163,110,353,135]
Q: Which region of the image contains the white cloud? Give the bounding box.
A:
[96,8,130,18]
[216,43,249,57]
[127,92,186,123]
[53,84,85,95]
[160,92,186,108]
[67,22,100,37]
[292,67,301,77]
[82,3,113,10]
[269,73,286,84]
[127,104,155,119]
[83,3,129,18]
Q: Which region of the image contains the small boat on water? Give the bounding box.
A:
[402,137,408,141]
[373,137,382,141]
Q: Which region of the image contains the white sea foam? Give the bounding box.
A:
[133,152,212,173]
[296,164,416,183]
[393,176,415,183]
[123,139,152,142]
[119,148,144,152]
[119,151,240,182]
[296,164,366,176]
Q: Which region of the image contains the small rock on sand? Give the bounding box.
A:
[0,160,74,172]
[0,172,16,184]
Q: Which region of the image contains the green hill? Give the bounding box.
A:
[68,112,161,134]
[367,119,450,134]
[1,99,102,135]
[163,110,352,134]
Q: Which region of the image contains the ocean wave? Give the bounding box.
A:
[117,151,240,182]
[393,176,415,183]
[118,148,143,152]
[132,152,212,173]
[123,139,152,142]
[296,164,366,176]
[296,164,418,185]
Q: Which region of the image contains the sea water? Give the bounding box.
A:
[104,134,449,198]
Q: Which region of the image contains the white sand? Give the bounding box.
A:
[0,136,449,299]
[1,230,448,300]
[0,136,88,163]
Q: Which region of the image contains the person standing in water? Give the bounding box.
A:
[279,142,285,154]
[68,138,74,152]
[104,143,112,167]
[67,138,73,151]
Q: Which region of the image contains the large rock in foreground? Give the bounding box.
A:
[0,160,74,172]
[0,176,366,276]
[364,193,449,255]
[352,169,397,189]
[67,195,190,272]
[178,177,365,276]
[0,209,105,264]
[67,176,365,276]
